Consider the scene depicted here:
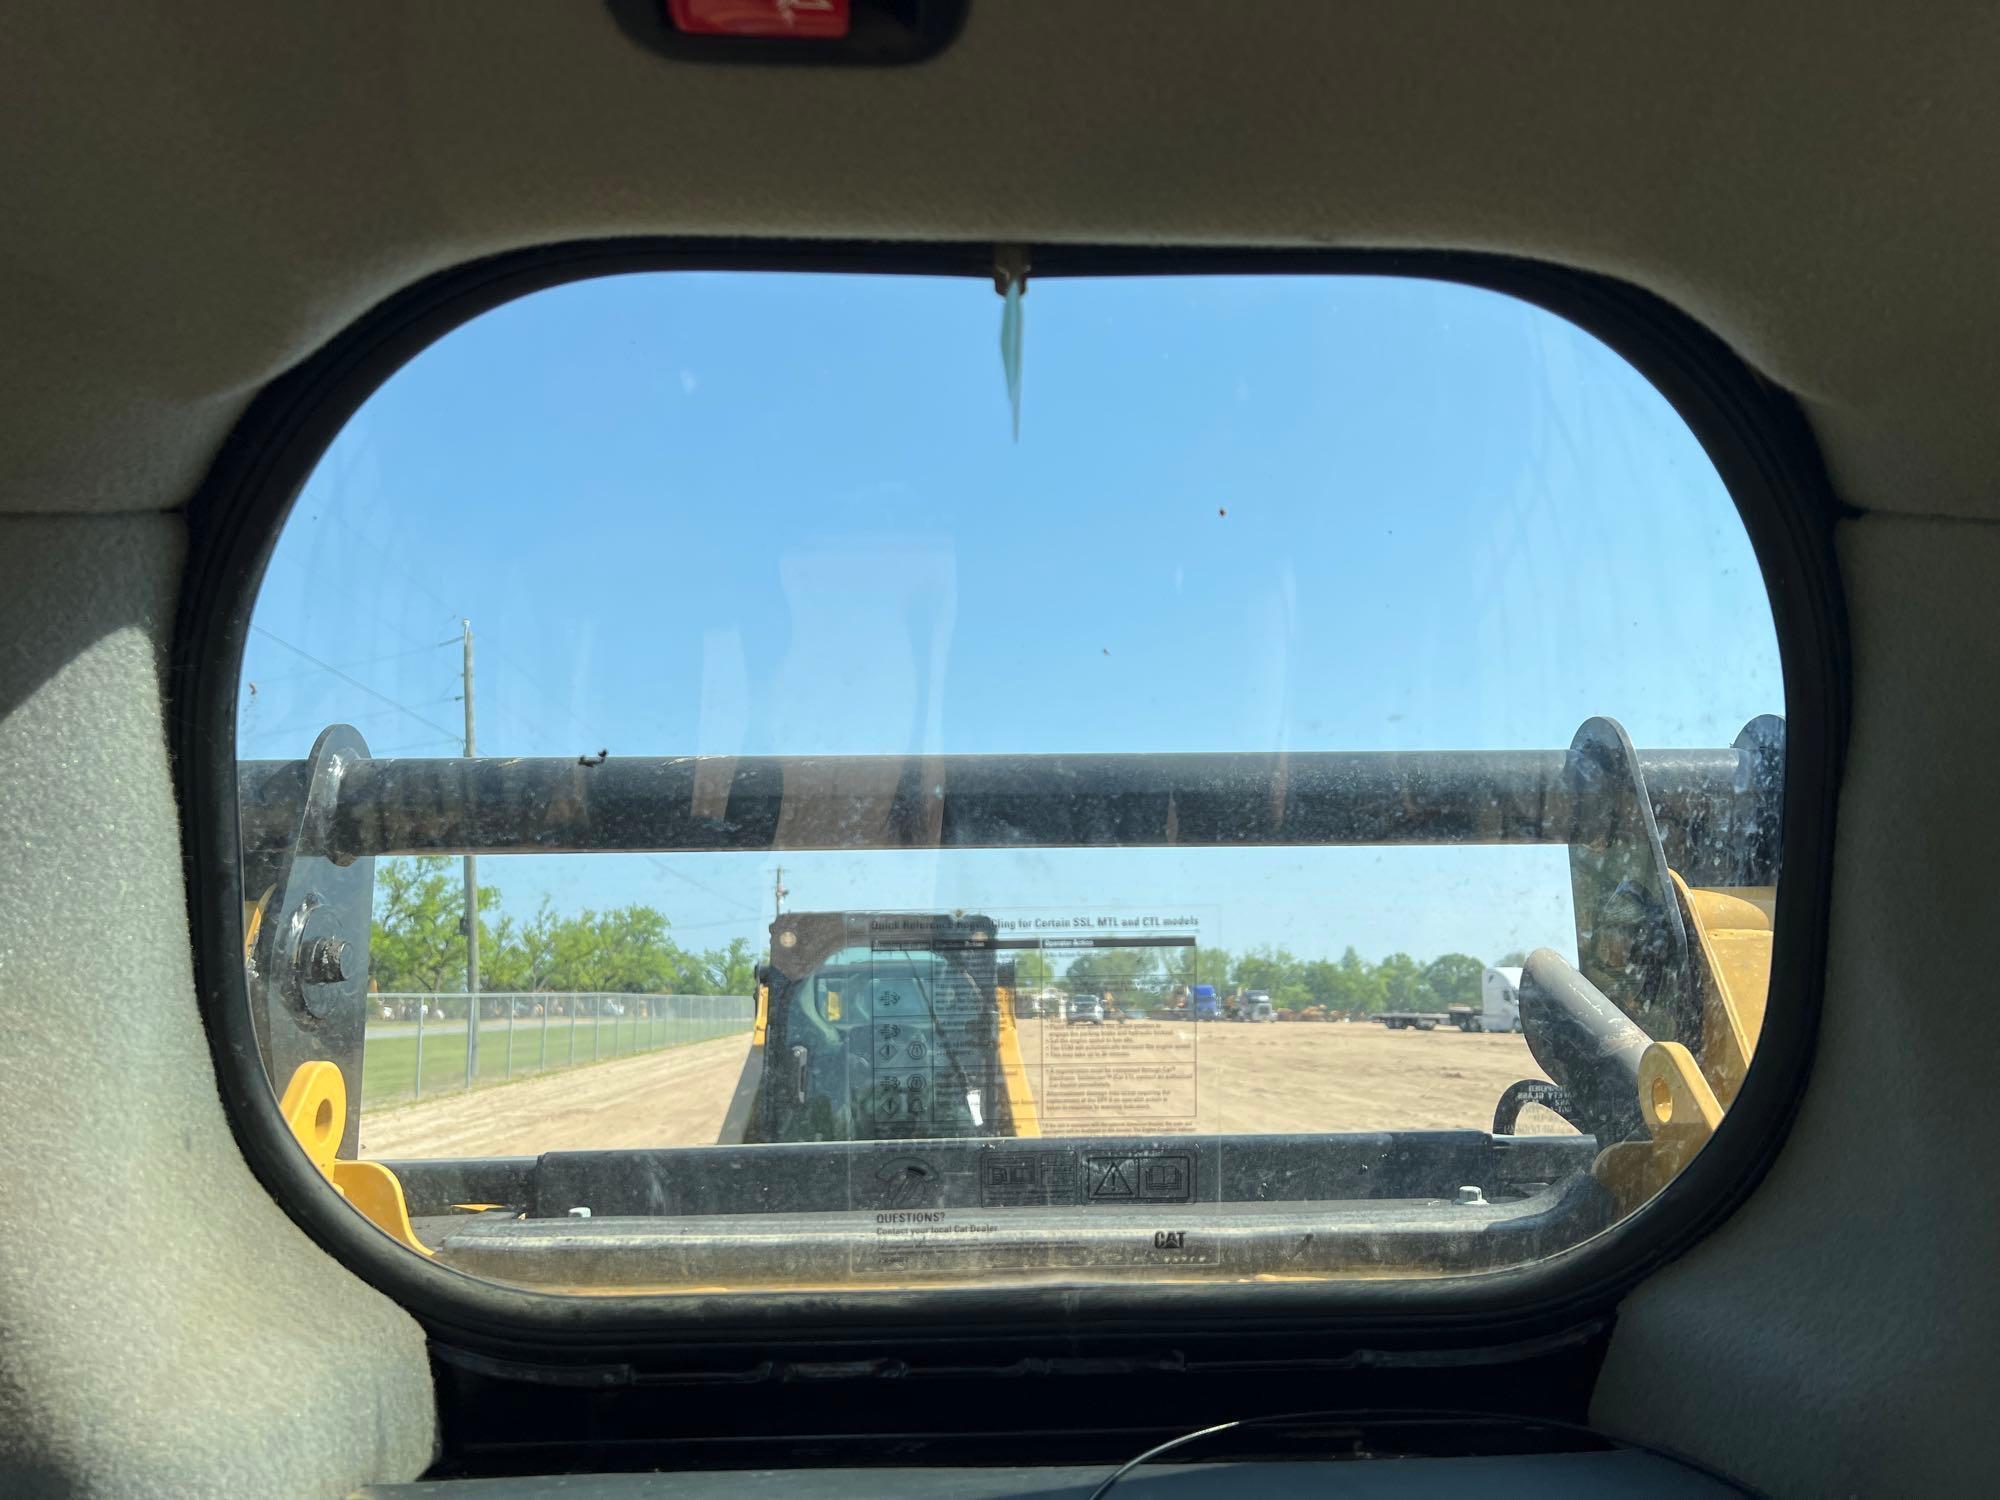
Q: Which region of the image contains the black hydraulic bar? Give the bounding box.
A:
[237,744,1756,862]
[1518,948,1650,1146]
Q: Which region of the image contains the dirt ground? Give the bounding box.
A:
[356,1033,755,1158]
[357,1020,1568,1159]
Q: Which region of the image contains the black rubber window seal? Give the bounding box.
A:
[171,237,1849,1367]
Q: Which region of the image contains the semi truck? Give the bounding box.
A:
[1375,968,1525,1033]
[1475,966,1525,1032]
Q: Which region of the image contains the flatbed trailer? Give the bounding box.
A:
[1377,1005,1480,1032]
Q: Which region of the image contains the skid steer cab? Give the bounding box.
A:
[720,912,1030,1145]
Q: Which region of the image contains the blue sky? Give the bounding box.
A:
[240,271,1780,965]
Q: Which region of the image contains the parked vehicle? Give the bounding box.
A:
[1377,1003,1483,1032]
[1065,994,1105,1025]
[1380,971,1524,1033]
[1474,966,1525,1032]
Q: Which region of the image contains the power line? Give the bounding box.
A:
[311,515,596,750]
[307,512,577,741]
[665,914,767,934]
[264,522,750,922]
[432,619,754,922]
[246,637,458,685]
[368,734,464,755]
[265,510,758,935]
[324,511,466,627]
[240,696,465,745]
[482,637,599,741]
[645,855,762,916]
[262,546,458,656]
[248,625,460,741]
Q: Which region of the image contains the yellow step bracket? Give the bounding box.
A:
[278,1061,432,1257]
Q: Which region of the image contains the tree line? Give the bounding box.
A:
[1015,943,1526,1014]
[371,856,1525,1017]
[369,857,757,1001]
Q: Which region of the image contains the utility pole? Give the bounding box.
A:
[462,619,481,1088]
[774,866,787,921]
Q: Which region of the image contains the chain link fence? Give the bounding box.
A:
[363,992,754,1106]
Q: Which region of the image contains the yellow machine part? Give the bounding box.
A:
[994,994,1041,1138]
[1593,875,1774,1213]
[241,887,273,967]
[278,1061,432,1257]
[1677,876,1772,1108]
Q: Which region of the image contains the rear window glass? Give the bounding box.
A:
[235,269,1783,1293]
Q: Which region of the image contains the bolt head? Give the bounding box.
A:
[305,936,350,984]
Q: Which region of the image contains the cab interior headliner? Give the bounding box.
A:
[2,1,1997,519]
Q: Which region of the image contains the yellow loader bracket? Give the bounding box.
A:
[278,1061,431,1257]
[242,724,376,1159]
[1591,865,1774,1214]
[1672,874,1773,1109]
[1505,715,1780,1214]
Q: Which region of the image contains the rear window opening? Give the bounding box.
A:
[230,265,1786,1295]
